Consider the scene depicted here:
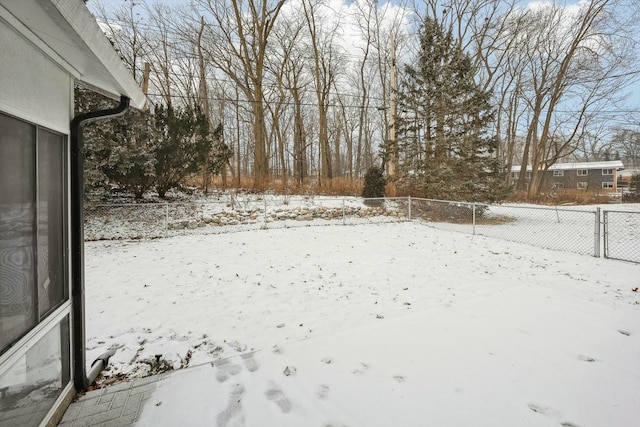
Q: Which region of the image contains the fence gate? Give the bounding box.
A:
[603,210,640,264]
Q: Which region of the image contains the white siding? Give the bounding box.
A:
[0,19,72,132]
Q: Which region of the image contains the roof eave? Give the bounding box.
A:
[0,0,146,110]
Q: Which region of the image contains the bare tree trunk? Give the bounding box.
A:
[194,0,285,190]
[302,0,339,186]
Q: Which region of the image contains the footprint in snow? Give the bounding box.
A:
[352,362,370,376]
[316,384,330,399]
[216,383,245,427]
[393,375,405,383]
[214,361,242,383]
[241,353,260,372]
[321,357,333,364]
[265,386,292,413]
[528,404,579,427]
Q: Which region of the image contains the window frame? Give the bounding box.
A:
[577,169,588,176]
[553,170,564,177]
[602,182,614,189]
[577,182,588,189]
[602,168,613,175]
[0,111,71,427]
[0,111,69,353]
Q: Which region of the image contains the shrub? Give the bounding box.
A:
[362,166,386,206]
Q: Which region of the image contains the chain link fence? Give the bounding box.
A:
[407,198,598,256]
[604,210,640,263]
[84,196,408,240]
[84,197,639,263]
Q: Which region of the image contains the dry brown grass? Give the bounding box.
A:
[186,174,617,205]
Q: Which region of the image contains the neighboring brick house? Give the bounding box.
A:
[511,160,625,191]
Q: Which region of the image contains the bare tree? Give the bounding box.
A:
[508,0,637,195]
[90,0,147,84]
[610,126,640,167]
[192,0,286,189]
[302,0,344,185]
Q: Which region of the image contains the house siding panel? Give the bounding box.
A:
[514,161,623,192]
[0,19,72,132]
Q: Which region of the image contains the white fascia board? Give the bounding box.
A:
[50,0,146,109]
[0,0,146,110]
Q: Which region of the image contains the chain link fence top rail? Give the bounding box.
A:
[604,210,640,263]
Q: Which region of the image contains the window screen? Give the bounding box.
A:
[0,113,67,354]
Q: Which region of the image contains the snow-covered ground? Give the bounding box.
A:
[84,221,640,427]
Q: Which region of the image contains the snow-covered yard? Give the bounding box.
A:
[85,221,640,427]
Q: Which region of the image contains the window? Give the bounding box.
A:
[511,172,519,179]
[552,183,564,189]
[553,170,564,176]
[602,182,614,189]
[577,182,588,189]
[577,169,588,176]
[0,112,68,354]
[0,316,70,427]
[602,168,613,175]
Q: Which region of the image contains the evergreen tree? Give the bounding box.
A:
[206,123,233,177]
[75,86,156,200]
[76,87,229,200]
[362,166,386,198]
[393,17,507,203]
[153,104,213,198]
[101,109,157,199]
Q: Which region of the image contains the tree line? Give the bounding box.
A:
[85,0,640,200]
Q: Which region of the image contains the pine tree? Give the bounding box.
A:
[153,104,213,198]
[394,17,507,203]
[76,87,228,200]
[75,86,156,200]
[206,123,233,178]
[101,108,157,199]
[362,166,386,196]
[362,166,387,207]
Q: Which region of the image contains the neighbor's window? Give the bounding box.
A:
[553,170,564,176]
[602,168,613,175]
[577,182,588,189]
[602,182,614,189]
[0,112,68,354]
[577,169,588,176]
[552,183,564,189]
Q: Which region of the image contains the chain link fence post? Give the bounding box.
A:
[472,203,476,235]
[602,210,608,259]
[164,203,169,238]
[263,197,268,229]
[408,196,412,221]
[594,207,601,258]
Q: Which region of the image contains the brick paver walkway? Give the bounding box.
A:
[58,374,166,427]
